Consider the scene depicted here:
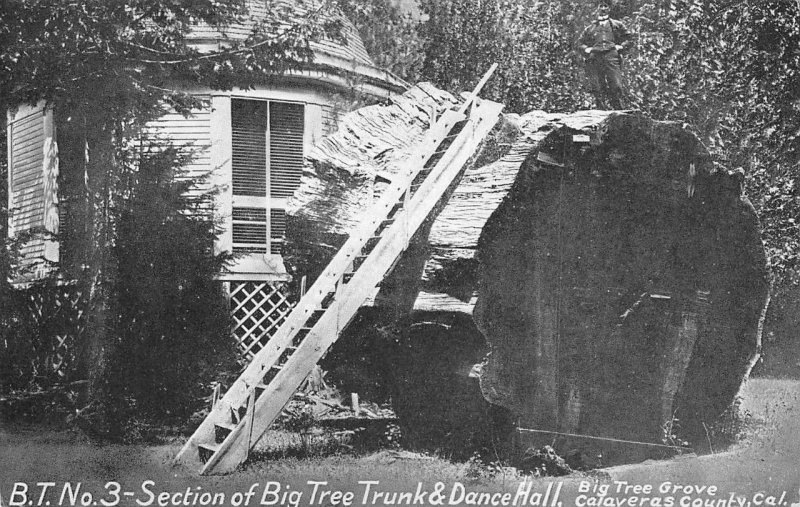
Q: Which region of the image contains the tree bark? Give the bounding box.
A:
[57,103,121,435]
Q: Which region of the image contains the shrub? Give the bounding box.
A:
[108,147,236,426]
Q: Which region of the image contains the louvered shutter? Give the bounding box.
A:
[230,99,304,256]
[232,99,269,197]
[269,208,287,255]
[7,103,58,275]
[231,207,267,247]
[268,102,303,254]
[9,106,46,236]
[269,102,304,198]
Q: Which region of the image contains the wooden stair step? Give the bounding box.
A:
[361,244,377,256]
[375,219,394,235]
[198,443,221,464]
[214,422,237,443]
[230,405,247,424]
[353,255,369,269]
[292,331,310,347]
[388,203,404,218]
[321,291,336,309]
[306,310,325,326]
[262,366,283,385]
[277,348,294,366]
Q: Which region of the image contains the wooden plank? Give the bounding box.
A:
[457,63,498,115]
[10,137,43,159]
[11,191,46,205]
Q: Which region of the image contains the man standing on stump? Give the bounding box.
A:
[578,1,632,110]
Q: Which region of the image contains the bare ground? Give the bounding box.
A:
[0,378,798,506]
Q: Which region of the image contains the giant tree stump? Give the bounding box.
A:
[473,112,769,464]
[285,87,770,464]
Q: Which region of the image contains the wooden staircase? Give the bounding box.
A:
[175,70,503,475]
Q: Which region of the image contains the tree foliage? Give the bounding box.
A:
[0,0,333,433]
[418,0,596,112]
[110,148,236,426]
[0,0,329,115]
[624,0,800,291]
[337,0,423,82]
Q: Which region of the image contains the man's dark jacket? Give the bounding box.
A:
[578,18,632,58]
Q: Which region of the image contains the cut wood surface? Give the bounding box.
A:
[470,112,769,465]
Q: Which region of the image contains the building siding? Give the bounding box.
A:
[141,102,213,204]
[6,88,352,281]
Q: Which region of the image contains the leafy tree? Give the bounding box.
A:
[625,0,800,293]
[0,0,332,434]
[417,0,598,113]
[337,0,424,82]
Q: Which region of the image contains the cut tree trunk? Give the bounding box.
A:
[472,112,769,465]
[285,89,770,465]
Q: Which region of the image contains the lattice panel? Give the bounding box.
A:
[25,285,86,380]
[230,281,294,360]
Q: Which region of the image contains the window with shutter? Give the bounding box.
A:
[230,99,304,256]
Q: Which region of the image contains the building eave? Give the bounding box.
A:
[187,39,409,98]
[304,51,410,95]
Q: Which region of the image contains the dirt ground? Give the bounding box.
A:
[1,378,798,507]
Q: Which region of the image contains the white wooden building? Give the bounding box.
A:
[5,0,407,358]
